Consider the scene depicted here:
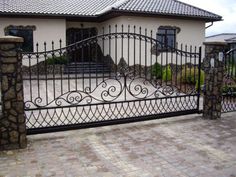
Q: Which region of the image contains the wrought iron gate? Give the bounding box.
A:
[222,47,236,112]
[22,26,202,134]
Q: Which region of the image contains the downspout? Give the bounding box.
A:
[206,22,214,29]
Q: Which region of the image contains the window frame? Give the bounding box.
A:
[157,26,180,52]
[4,25,36,52]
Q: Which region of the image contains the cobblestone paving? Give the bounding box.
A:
[0,113,236,177]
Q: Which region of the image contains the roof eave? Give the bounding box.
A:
[0,10,222,22]
[0,11,97,19]
[100,9,222,22]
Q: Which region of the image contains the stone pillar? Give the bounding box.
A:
[203,42,227,119]
[0,36,27,150]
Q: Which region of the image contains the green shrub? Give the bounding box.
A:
[151,62,162,79]
[46,55,67,65]
[162,65,172,81]
[177,66,205,90]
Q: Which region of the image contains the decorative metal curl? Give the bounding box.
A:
[161,86,175,96]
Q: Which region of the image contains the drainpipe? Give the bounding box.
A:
[206,22,214,29]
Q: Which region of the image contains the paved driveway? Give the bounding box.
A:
[0,113,236,177]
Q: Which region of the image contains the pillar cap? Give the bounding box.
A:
[0,36,24,43]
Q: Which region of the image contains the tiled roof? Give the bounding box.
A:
[0,0,222,21]
[0,0,120,16]
[116,0,222,20]
[206,33,236,43]
[225,37,236,43]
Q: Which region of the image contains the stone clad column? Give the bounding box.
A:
[203,42,227,119]
[0,36,27,150]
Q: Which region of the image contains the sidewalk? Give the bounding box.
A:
[0,113,236,177]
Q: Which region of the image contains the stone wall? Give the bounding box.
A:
[0,36,27,150]
[203,42,227,119]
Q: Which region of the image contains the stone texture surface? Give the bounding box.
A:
[0,37,27,151]
[203,43,227,119]
[0,113,235,177]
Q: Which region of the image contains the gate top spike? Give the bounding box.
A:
[44,42,47,51]
[36,42,39,53]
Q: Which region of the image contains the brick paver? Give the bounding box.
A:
[0,113,236,177]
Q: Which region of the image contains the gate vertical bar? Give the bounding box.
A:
[52,41,56,100]
[59,39,63,95]
[139,27,141,77]
[36,43,40,99]
[145,28,147,80]
[155,32,158,87]
[128,25,130,67]
[108,25,111,78]
[102,27,105,81]
[150,30,153,81]
[197,46,202,111]
[133,26,136,76]
[81,29,85,91]
[44,42,49,105]
[88,29,91,91]
[115,25,118,74]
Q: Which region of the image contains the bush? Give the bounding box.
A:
[151,62,162,79]
[151,63,172,81]
[162,65,172,81]
[177,66,205,90]
[46,55,67,65]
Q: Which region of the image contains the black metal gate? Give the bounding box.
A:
[222,47,236,112]
[22,25,202,134]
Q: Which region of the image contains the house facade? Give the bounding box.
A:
[0,0,221,66]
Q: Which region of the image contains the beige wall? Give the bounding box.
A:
[100,16,205,45]
[101,16,205,66]
[67,16,205,47]
[0,16,205,66]
[0,17,66,66]
[0,17,66,52]
[67,16,205,66]
[67,22,99,29]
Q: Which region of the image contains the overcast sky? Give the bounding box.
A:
[179,0,236,37]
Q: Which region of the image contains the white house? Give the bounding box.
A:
[0,0,222,66]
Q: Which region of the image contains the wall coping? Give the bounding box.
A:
[0,36,24,43]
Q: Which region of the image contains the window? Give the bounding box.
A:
[5,25,35,52]
[157,27,177,51]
